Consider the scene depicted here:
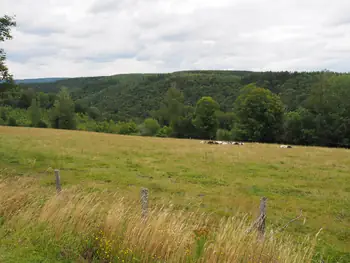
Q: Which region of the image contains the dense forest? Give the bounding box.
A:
[1,70,350,148]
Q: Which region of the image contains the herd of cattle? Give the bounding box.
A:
[200,140,293,148]
[200,140,245,145]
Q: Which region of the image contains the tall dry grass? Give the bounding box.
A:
[0,177,319,263]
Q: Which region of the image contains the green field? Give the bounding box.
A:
[0,126,349,262]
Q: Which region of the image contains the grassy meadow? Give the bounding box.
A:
[0,126,349,262]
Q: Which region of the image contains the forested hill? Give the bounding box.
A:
[2,70,350,147]
[20,70,328,120]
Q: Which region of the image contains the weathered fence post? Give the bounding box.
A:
[54,169,61,193]
[140,187,149,221]
[257,197,267,240]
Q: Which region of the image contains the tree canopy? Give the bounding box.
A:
[233,84,284,143]
[50,88,76,130]
[192,96,220,139]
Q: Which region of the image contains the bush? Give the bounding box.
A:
[118,121,138,135]
[8,117,17,127]
[95,120,118,133]
[0,118,5,125]
[140,118,160,136]
[216,129,232,141]
[156,126,173,137]
[37,120,48,128]
[76,113,98,132]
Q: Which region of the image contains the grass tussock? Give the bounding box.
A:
[0,177,319,263]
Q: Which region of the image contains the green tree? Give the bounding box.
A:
[306,74,350,146]
[283,107,316,145]
[87,106,101,120]
[28,98,41,127]
[50,88,76,130]
[233,85,284,142]
[18,88,35,109]
[154,86,185,127]
[192,96,219,139]
[140,118,160,136]
[75,100,87,113]
[216,111,235,130]
[37,92,50,109]
[0,15,16,83]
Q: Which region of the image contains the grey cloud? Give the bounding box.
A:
[2,0,350,78]
[17,25,64,36]
[160,32,193,42]
[7,45,58,63]
[330,16,350,27]
[82,52,137,63]
[88,0,139,14]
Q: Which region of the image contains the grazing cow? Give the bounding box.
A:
[231,142,244,145]
[280,145,292,148]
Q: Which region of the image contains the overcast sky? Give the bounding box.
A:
[2,0,350,79]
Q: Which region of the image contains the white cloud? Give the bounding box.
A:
[1,0,350,78]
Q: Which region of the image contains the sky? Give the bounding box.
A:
[2,0,350,79]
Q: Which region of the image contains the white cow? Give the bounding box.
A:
[231,142,244,145]
[280,145,292,148]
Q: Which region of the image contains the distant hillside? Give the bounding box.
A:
[20,70,325,121]
[15,77,67,84]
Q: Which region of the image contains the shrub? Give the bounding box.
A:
[156,126,173,137]
[95,120,118,134]
[37,120,48,128]
[140,118,160,136]
[118,121,138,135]
[76,113,98,132]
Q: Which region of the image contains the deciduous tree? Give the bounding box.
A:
[50,88,76,129]
[192,96,220,139]
[233,85,284,142]
[28,98,41,127]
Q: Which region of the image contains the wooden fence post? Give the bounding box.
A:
[257,197,267,240]
[54,169,61,193]
[141,187,149,220]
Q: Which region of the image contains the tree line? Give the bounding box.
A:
[1,71,350,149]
